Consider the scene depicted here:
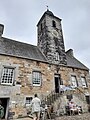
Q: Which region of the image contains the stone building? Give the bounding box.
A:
[0,9,90,119]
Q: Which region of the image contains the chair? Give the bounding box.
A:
[65,105,70,115]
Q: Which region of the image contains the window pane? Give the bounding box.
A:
[71,75,77,87]
[81,77,87,87]
[32,71,41,86]
[26,97,32,106]
[1,67,14,85]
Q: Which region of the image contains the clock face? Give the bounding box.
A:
[52,30,59,38]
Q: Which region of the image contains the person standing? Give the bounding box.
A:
[30,94,41,120]
[0,100,4,120]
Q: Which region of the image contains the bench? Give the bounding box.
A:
[65,105,82,115]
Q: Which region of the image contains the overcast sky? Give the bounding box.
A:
[0,0,90,69]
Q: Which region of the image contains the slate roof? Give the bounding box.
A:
[66,53,89,70]
[0,37,89,70]
[0,37,47,62]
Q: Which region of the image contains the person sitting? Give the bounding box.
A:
[68,101,81,115]
[69,101,77,115]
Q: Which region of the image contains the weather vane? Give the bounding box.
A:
[46,5,49,10]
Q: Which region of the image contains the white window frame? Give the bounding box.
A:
[25,97,33,106]
[0,66,15,86]
[32,71,42,86]
[71,75,78,87]
[81,76,87,88]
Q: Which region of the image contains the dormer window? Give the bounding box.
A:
[52,20,56,27]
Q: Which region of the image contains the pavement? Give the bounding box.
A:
[13,112,90,120]
[55,112,90,120]
[14,116,32,120]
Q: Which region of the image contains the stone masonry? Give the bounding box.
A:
[0,54,90,118]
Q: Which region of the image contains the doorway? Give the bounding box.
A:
[54,74,61,93]
[85,95,90,112]
[0,98,10,119]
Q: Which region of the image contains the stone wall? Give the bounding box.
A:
[0,55,90,118]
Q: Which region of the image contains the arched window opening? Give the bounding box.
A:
[52,20,56,27]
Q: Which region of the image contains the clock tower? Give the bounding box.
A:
[37,9,67,65]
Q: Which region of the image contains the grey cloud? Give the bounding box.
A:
[0,0,90,68]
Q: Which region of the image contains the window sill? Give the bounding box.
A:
[33,84,41,87]
[0,83,13,86]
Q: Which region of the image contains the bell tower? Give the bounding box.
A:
[37,9,67,65]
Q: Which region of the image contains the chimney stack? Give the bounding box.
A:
[66,49,74,56]
[0,24,4,37]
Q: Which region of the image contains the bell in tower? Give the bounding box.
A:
[37,9,67,65]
